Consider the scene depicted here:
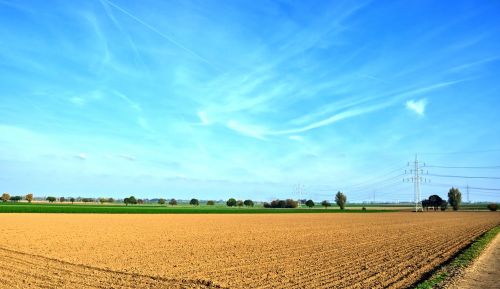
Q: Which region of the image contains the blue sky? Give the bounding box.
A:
[1,0,499,202]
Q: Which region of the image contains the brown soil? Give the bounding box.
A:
[0,212,498,288]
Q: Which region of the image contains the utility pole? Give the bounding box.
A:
[295,183,304,208]
[467,184,470,203]
[405,154,427,212]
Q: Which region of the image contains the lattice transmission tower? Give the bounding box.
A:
[404,154,429,212]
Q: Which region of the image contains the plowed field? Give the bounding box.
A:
[0,212,498,289]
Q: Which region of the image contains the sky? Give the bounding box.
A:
[1,0,499,202]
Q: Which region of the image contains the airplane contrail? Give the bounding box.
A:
[102,0,219,70]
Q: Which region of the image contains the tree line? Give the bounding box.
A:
[2,188,496,211]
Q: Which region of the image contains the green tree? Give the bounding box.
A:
[158,198,166,205]
[335,191,347,210]
[206,200,215,205]
[46,196,56,203]
[10,196,22,202]
[70,197,75,204]
[190,198,199,206]
[321,200,331,209]
[60,197,66,203]
[236,200,244,207]
[487,203,498,211]
[25,193,33,203]
[305,199,315,208]
[243,199,254,207]
[137,199,144,204]
[2,193,10,202]
[108,198,114,203]
[124,196,137,206]
[447,187,462,211]
[169,198,177,206]
[226,198,237,207]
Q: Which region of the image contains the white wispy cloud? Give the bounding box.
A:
[406,99,427,116]
[226,120,266,140]
[288,135,304,141]
[69,96,86,106]
[75,153,87,160]
[197,111,210,125]
[118,154,136,161]
[114,90,141,111]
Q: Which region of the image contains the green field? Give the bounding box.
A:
[0,202,396,214]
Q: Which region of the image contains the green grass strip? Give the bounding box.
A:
[414,225,500,289]
[0,203,397,214]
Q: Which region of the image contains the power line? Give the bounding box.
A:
[420,148,500,155]
[469,186,500,191]
[425,165,500,169]
[429,174,500,180]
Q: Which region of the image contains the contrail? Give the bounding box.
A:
[102,0,218,70]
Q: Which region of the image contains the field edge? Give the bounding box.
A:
[411,224,500,289]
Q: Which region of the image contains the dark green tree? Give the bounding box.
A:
[189,198,199,206]
[124,196,137,206]
[321,200,331,209]
[305,199,315,208]
[487,203,497,211]
[447,187,462,211]
[335,191,347,210]
[243,199,254,207]
[158,198,166,205]
[236,200,244,207]
[169,198,177,206]
[46,196,56,203]
[226,198,237,207]
[10,196,22,202]
[70,197,75,204]
[206,200,215,205]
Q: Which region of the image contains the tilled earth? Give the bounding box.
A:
[0,212,498,288]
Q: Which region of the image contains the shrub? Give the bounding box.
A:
[158,198,166,205]
[236,200,244,207]
[25,193,33,203]
[137,199,144,204]
[362,206,366,211]
[487,203,498,211]
[335,191,346,210]
[70,197,75,204]
[108,198,114,203]
[305,199,315,208]
[46,196,56,203]
[206,200,215,205]
[243,200,254,207]
[82,198,95,203]
[189,198,199,206]
[169,198,177,206]
[226,198,237,207]
[321,200,331,209]
[60,197,66,202]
